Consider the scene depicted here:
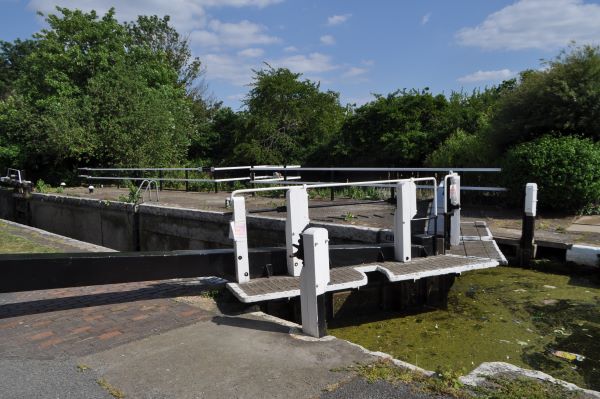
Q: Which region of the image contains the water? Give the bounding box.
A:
[329,265,600,390]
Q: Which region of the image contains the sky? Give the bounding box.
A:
[2,0,600,109]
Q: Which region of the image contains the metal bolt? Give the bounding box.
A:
[238,256,242,260]
[244,272,248,276]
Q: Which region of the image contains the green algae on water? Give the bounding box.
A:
[328,266,600,390]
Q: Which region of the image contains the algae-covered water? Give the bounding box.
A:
[329,265,600,390]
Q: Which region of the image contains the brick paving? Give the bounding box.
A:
[0,278,220,359]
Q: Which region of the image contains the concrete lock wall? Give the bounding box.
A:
[28,194,137,251]
[138,205,231,251]
[0,193,393,252]
[0,189,14,220]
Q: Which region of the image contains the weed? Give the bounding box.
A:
[580,202,600,216]
[200,288,222,299]
[35,179,49,193]
[117,181,141,204]
[76,364,90,372]
[343,212,356,222]
[472,375,581,399]
[97,378,125,398]
[355,360,422,384]
[353,360,470,398]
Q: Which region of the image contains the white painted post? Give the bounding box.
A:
[300,227,330,338]
[394,181,417,262]
[286,187,310,276]
[449,175,461,247]
[520,183,538,266]
[524,183,538,217]
[230,196,250,283]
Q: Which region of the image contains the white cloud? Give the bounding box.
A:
[283,46,298,52]
[227,93,245,101]
[457,69,515,83]
[327,13,351,26]
[190,19,279,48]
[201,53,256,86]
[421,13,431,25]
[237,48,265,57]
[269,52,337,74]
[320,35,336,46]
[457,0,600,50]
[203,52,338,87]
[342,67,368,78]
[28,0,282,32]
[343,95,373,106]
[361,59,375,66]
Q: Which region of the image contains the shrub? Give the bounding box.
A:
[502,136,600,212]
[425,129,496,167]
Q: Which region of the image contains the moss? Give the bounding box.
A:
[472,375,583,399]
[329,266,600,390]
[0,223,58,253]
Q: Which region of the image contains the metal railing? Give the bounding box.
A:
[78,165,505,195]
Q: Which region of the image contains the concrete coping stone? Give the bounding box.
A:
[32,193,135,212]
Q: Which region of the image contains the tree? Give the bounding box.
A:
[490,45,600,150]
[0,39,36,100]
[125,15,204,98]
[0,7,196,182]
[232,66,346,165]
[334,89,449,166]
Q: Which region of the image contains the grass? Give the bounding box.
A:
[346,360,585,399]
[0,222,58,253]
[472,375,582,399]
[329,266,600,390]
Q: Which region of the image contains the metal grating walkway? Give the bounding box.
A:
[227,221,507,303]
[227,254,498,303]
[227,267,368,303]
[449,221,508,265]
[364,255,498,282]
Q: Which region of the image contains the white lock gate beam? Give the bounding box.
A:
[286,187,310,277]
[394,180,417,262]
[230,196,250,283]
[300,227,330,338]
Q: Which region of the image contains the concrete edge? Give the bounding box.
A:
[32,193,135,212]
[0,218,116,252]
[138,203,229,223]
[460,361,600,398]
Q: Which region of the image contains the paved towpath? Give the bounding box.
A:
[0,275,459,398]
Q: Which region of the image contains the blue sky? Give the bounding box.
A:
[2,0,600,108]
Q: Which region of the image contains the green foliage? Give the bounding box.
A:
[473,375,580,399]
[0,39,36,100]
[35,179,49,193]
[490,45,600,149]
[233,66,345,165]
[502,136,600,211]
[117,180,142,204]
[0,7,196,183]
[334,89,448,166]
[425,129,495,167]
